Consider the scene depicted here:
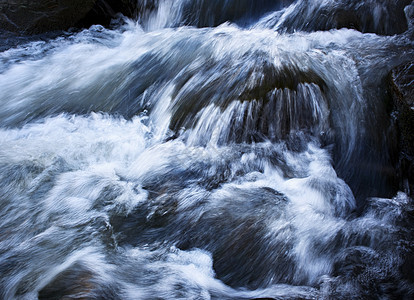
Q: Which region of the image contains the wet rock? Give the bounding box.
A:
[76,0,138,29]
[390,62,414,196]
[0,0,96,33]
[134,0,294,28]
[38,262,119,299]
[0,0,136,34]
[274,0,412,36]
[180,0,295,27]
[333,0,412,35]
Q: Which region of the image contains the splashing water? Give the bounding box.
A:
[0,1,414,299]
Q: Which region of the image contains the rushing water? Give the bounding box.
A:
[1,1,414,299]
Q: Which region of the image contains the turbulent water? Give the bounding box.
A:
[1,0,414,299]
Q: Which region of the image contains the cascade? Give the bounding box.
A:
[0,0,413,299]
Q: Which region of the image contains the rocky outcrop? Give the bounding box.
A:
[390,62,414,196]
[0,0,136,34]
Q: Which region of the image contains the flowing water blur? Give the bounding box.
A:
[1,0,414,299]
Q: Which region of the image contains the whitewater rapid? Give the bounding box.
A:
[0,0,414,299]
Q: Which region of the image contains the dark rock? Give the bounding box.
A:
[38,262,119,299]
[0,0,137,34]
[133,0,294,28]
[390,62,414,196]
[275,0,412,36]
[76,0,138,29]
[0,0,96,33]
[393,63,414,109]
[180,0,295,28]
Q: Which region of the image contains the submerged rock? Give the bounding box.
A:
[390,62,414,196]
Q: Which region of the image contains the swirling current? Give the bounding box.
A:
[0,0,414,299]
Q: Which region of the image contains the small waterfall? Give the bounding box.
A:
[137,0,295,29]
[0,0,413,299]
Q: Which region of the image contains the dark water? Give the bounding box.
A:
[0,1,414,299]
